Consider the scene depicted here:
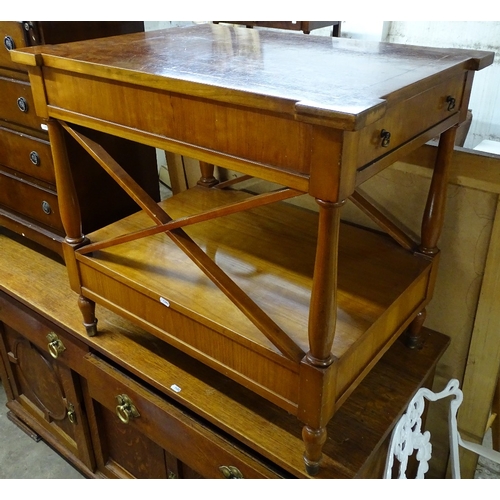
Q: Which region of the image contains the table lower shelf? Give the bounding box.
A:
[0,227,450,478]
[75,186,434,414]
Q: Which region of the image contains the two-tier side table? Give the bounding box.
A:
[11,23,493,474]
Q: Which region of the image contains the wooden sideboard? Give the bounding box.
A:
[9,23,493,474]
[0,229,449,478]
[0,21,159,257]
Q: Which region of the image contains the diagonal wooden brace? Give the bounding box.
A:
[62,122,304,362]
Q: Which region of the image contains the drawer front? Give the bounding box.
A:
[356,73,466,168]
[0,75,43,130]
[84,354,285,479]
[0,169,63,232]
[0,22,29,71]
[0,292,89,372]
[0,126,54,183]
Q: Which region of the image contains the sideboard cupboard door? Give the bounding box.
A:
[81,392,172,479]
[0,322,95,474]
[82,353,287,479]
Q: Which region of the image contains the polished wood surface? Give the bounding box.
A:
[0,230,449,478]
[9,24,492,473]
[11,24,494,200]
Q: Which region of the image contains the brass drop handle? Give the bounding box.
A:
[115,394,140,424]
[219,465,244,479]
[67,403,77,424]
[380,129,391,147]
[446,95,456,111]
[47,332,66,359]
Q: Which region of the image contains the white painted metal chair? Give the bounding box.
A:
[384,378,500,478]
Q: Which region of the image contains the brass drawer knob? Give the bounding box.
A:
[380,129,391,147]
[4,36,15,51]
[47,332,66,359]
[115,394,140,424]
[17,97,29,113]
[219,465,244,479]
[446,95,456,111]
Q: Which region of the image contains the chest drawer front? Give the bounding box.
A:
[0,169,63,232]
[0,22,29,71]
[355,74,466,169]
[0,126,54,183]
[84,354,284,479]
[0,76,43,130]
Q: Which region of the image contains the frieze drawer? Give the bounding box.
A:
[355,73,467,169]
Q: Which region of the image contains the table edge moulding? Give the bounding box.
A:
[10,23,494,475]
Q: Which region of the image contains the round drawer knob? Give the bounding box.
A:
[30,151,41,166]
[47,332,66,359]
[41,201,52,215]
[115,394,140,424]
[4,36,15,51]
[17,97,29,113]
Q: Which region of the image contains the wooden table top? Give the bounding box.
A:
[11,23,494,131]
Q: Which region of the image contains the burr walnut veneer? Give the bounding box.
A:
[10,24,493,474]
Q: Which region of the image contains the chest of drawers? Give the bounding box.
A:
[0,22,159,257]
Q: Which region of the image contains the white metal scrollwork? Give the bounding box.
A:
[384,378,500,479]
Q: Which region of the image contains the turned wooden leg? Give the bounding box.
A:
[405,126,457,347]
[302,425,327,476]
[308,199,344,361]
[78,295,98,337]
[419,125,458,256]
[46,119,86,247]
[404,309,427,349]
[197,161,219,188]
[300,199,344,474]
